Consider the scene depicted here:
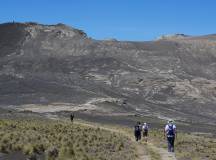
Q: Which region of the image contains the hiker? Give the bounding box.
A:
[142,122,149,142]
[134,121,142,141]
[70,113,74,122]
[164,120,177,152]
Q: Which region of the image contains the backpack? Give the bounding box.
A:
[167,124,175,137]
[135,125,140,132]
[143,125,148,132]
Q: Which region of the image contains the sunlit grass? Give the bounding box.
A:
[0,119,136,160]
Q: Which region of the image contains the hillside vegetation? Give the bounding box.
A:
[0,118,136,160]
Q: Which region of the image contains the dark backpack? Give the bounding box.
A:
[167,124,175,136]
[135,125,140,132]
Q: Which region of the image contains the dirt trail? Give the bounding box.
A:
[148,143,177,160]
[136,143,151,160]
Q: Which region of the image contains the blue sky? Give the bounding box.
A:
[0,0,216,41]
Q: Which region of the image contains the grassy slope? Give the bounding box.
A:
[1,117,216,160]
[0,118,136,160]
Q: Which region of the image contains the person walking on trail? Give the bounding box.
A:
[142,122,149,142]
[134,122,142,141]
[164,120,177,152]
[70,113,74,123]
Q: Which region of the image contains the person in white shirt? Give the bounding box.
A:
[142,123,149,142]
[164,120,177,152]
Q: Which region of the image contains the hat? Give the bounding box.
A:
[168,119,173,124]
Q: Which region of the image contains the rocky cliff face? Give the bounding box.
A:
[0,22,216,124]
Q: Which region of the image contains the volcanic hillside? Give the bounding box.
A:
[0,22,216,125]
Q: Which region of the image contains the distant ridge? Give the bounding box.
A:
[157,33,190,40]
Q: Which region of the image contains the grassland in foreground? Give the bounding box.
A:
[0,118,137,160]
[1,117,216,160]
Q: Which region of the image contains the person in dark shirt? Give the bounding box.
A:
[134,121,142,141]
[70,113,74,123]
